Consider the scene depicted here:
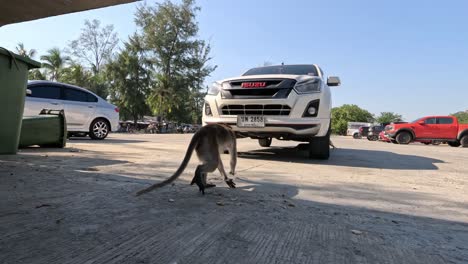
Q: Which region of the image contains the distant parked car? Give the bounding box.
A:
[385,116,468,147]
[379,131,391,142]
[357,126,370,139]
[24,80,119,140]
[347,122,372,138]
[367,125,384,141]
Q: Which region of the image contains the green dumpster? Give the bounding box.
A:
[0,47,41,154]
[19,110,67,148]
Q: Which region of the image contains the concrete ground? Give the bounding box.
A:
[1,134,467,264]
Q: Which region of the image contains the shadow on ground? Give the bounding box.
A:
[0,151,466,264]
[68,137,149,144]
[238,145,443,170]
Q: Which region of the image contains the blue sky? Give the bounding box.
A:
[1,0,467,120]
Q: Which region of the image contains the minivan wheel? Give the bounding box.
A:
[396,131,412,144]
[258,138,272,147]
[461,135,468,148]
[89,119,110,140]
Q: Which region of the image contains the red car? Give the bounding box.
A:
[379,131,391,142]
[385,116,468,147]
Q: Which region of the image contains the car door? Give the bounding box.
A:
[415,117,438,139]
[62,86,97,131]
[437,117,457,139]
[24,84,63,116]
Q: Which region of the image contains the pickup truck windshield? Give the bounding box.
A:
[243,65,318,76]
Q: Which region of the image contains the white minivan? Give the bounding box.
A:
[24,80,119,140]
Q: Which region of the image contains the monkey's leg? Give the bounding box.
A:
[202,171,216,189]
[191,163,217,194]
[229,143,237,176]
[217,157,236,189]
[190,165,204,193]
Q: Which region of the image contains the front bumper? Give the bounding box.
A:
[203,116,327,136]
[202,90,331,139]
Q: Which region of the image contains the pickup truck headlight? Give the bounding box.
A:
[207,82,222,95]
[294,78,321,94]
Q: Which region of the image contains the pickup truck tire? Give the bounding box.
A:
[396,131,412,144]
[461,135,468,148]
[448,141,461,147]
[258,138,272,147]
[309,130,330,160]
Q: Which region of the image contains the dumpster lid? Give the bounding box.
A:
[0,47,41,69]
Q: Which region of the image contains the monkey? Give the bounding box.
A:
[329,139,337,149]
[136,124,237,196]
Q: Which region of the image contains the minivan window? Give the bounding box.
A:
[28,85,61,99]
[438,117,453,124]
[63,88,90,102]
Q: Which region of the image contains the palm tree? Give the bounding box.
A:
[40,48,70,81]
[15,42,37,59]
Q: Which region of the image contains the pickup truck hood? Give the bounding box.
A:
[220,74,318,83]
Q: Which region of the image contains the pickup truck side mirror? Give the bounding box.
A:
[327,76,341,86]
[26,89,32,96]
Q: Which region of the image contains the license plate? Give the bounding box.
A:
[237,115,265,128]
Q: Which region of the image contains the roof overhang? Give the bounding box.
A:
[0,0,138,27]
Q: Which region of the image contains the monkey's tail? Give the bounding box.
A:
[135,132,201,196]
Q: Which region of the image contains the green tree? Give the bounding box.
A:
[331,104,374,135]
[40,48,70,81]
[28,69,46,80]
[15,43,44,80]
[375,112,403,124]
[15,42,37,58]
[69,19,119,74]
[59,63,92,87]
[136,0,215,123]
[451,111,468,124]
[106,34,152,125]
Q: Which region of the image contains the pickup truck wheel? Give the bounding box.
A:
[258,138,272,147]
[461,135,468,148]
[396,131,412,144]
[308,131,330,160]
[448,141,461,147]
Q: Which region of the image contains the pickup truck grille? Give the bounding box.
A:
[221,104,291,116]
[221,78,296,99]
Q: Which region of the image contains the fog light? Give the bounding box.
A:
[204,103,212,116]
[307,107,316,115]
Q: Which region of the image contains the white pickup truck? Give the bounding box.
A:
[202,64,340,159]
